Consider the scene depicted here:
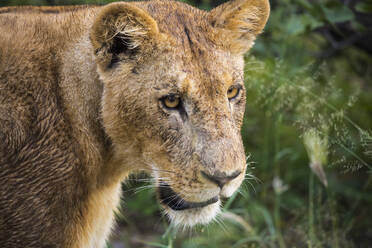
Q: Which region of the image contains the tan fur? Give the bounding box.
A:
[0,1,269,247]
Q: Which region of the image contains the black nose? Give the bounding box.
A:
[201,170,241,189]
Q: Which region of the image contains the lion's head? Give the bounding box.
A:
[90,0,269,227]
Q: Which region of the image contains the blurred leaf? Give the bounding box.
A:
[145,242,169,248]
[285,15,307,35]
[231,236,262,248]
[350,20,368,33]
[220,211,254,234]
[279,4,322,35]
[256,206,275,236]
[301,13,323,30]
[321,2,354,23]
[355,1,372,13]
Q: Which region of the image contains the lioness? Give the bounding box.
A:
[0,0,269,247]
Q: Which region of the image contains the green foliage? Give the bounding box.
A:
[355,0,372,13]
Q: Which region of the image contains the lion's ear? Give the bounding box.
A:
[90,2,159,69]
[209,0,270,55]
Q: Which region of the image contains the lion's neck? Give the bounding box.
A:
[60,26,142,185]
[60,31,106,181]
[58,15,133,248]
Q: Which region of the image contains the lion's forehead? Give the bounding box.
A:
[136,1,245,96]
[171,51,244,99]
[142,1,211,43]
[141,1,231,61]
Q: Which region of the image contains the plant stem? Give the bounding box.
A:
[308,172,317,248]
[274,115,286,248]
[327,188,340,248]
[275,193,286,248]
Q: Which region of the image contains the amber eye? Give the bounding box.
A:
[162,94,181,109]
[227,86,240,100]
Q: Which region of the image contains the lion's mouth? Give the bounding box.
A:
[158,183,219,211]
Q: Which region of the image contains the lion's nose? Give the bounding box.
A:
[201,170,241,189]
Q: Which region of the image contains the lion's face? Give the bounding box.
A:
[92,0,269,227]
[139,48,247,227]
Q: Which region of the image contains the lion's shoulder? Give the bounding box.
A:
[0,5,97,15]
[0,4,99,42]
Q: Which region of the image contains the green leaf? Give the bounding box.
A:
[283,14,322,36]
[355,1,372,13]
[144,242,169,248]
[321,3,354,23]
[301,14,323,31]
[285,16,306,35]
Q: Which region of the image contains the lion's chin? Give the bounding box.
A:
[164,200,221,227]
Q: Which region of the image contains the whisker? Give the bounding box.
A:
[158,192,180,204]
[245,153,252,162]
[245,180,256,193]
[244,172,261,184]
[141,160,177,174]
[214,214,228,234]
[151,168,177,174]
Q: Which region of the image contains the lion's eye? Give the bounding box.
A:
[162,94,181,109]
[227,86,240,100]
